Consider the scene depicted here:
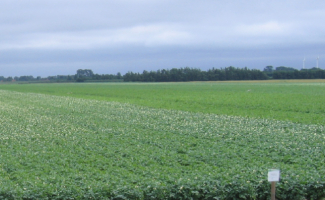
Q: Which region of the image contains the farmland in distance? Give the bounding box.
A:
[0,81,324,199]
[1,80,325,124]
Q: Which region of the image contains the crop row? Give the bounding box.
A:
[0,90,324,199]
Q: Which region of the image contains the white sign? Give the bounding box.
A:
[268,169,280,182]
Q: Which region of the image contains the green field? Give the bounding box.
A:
[1,80,325,124]
[0,81,324,199]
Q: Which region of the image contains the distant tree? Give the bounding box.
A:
[47,76,57,80]
[275,66,296,71]
[76,69,94,78]
[263,66,274,78]
[309,67,320,71]
[264,66,273,72]
[76,77,85,82]
[17,76,34,81]
[117,72,122,79]
[56,75,68,81]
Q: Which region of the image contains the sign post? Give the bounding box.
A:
[268,169,280,200]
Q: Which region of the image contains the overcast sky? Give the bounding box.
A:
[1,0,324,77]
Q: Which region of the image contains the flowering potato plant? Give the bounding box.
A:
[0,90,324,199]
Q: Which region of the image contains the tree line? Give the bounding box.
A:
[123,66,268,82]
[1,66,325,83]
[0,69,122,82]
[124,66,325,82]
[263,66,325,79]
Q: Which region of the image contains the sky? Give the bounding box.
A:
[1,0,325,77]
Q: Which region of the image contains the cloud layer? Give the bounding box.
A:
[1,0,325,76]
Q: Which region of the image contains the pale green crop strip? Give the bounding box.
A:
[0,90,324,199]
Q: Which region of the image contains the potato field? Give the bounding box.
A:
[0,81,324,199]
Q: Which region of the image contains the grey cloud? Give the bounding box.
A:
[0,0,325,77]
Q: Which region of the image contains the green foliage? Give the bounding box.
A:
[123,67,268,82]
[273,69,325,79]
[76,77,85,82]
[0,87,324,199]
[275,66,297,71]
[76,69,94,77]
[1,81,325,124]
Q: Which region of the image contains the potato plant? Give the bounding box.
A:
[0,89,324,199]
